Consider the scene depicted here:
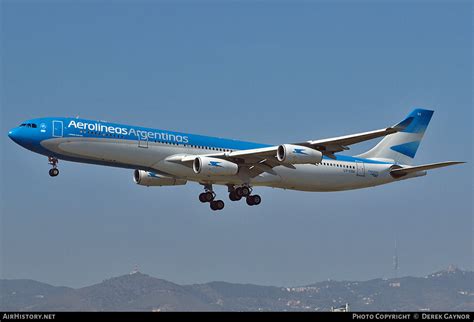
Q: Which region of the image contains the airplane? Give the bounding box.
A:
[8,108,464,211]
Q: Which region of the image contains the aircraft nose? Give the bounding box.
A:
[8,127,28,145]
[8,128,19,142]
[8,125,40,152]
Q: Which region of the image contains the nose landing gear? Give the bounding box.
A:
[48,168,59,177]
[48,157,59,177]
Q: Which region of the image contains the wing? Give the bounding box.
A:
[176,146,282,177]
[168,116,413,177]
[292,115,414,159]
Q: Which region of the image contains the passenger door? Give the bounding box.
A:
[52,120,63,137]
[355,161,365,177]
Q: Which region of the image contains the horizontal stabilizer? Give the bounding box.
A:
[390,161,465,178]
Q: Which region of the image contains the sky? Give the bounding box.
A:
[0,0,472,288]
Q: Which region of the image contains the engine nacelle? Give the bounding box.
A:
[193,156,238,176]
[133,170,187,186]
[277,144,323,164]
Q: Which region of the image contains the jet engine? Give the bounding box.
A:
[193,156,238,176]
[133,170,187,186]
[277,144,323,164]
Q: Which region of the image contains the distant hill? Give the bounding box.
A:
[1,266,472,311]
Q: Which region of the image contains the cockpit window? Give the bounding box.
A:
[19,123,37,128]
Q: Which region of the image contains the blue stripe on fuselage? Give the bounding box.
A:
[62,117,269,151]
[22,117,393,165]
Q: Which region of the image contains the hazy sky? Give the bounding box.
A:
[1,0,472,288]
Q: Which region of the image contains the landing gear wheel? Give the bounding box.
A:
[200,191,215,203]
[204,191,215,202]
[241,186,250,197]
[246,196,255,206]
[199,193,207,203]
[49,168,59,177]
[252,195,261,205]
[210,200,225,211]
[48,157,59,177]
[235,187,244,197]
[229,191,242,201]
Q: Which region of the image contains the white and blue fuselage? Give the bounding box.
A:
[7,117,418,192]
[9,110,463,210]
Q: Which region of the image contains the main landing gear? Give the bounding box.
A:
[48,157,59,177]
[245,194,261,206]
[199,184,225,211]
[199,184,262,211]
[228,186,262,206]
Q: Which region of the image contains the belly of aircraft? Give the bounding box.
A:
[40,137,394,192]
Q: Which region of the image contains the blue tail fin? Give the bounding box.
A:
[357,108,434,165]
